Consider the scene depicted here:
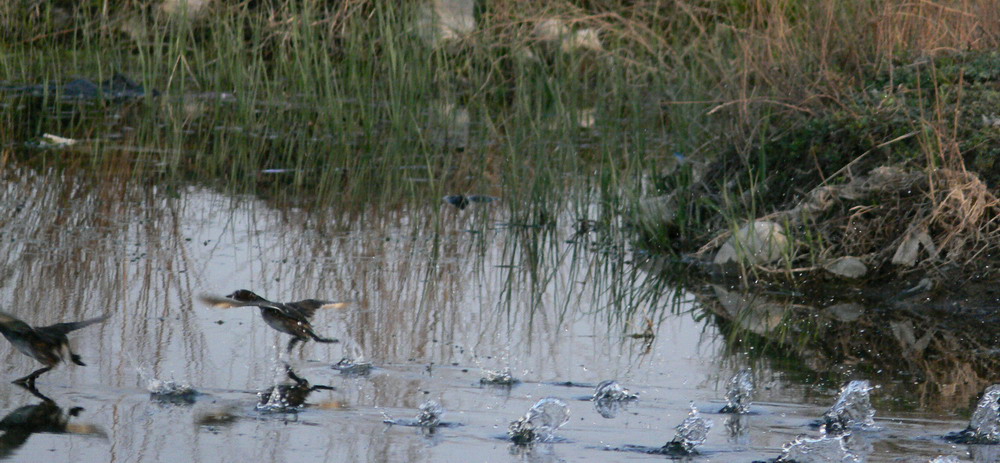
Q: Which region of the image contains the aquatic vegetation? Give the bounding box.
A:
[508,398,570,445]
[720,368,754,414]
[822,380,878,434]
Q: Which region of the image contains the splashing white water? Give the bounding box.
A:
[823,380,877,433]
[665,404,713,454]
[416,400,444,427]
[777,434,862,463]
[720,368,754,414]
[967,384,1000,443]
[508,398,570,444]
[593,380,637,401]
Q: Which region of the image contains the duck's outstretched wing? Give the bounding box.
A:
[286,300,350,319]
[41,314,110,336]
[199,294,283,310]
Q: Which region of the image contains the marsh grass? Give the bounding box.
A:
[3,1,1000,284]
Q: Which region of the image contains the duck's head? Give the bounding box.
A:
[226,290,267,303]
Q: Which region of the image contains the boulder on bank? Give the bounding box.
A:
[713,221,789,266]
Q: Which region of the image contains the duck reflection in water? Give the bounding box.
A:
[257,366,335,412]
[0,384,104,458]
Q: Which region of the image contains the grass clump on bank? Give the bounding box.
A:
[627,1,1000,284]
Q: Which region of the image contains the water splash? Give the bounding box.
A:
[592,380,638,418]
[481,368,517,386]
[661,404,713,455]
[945,384,1000,444]
[138,366,198,404]
[929,456,960,463]
[147,378,197,397]
[822,380,877,434]
[719,368,754,414]
[333,357,373,376]
[416,400,444,428]
[508,398,570,444]
[256,384,301,413]
[256,368,332,413]
[592,380,637,401]
[775,434,862,463]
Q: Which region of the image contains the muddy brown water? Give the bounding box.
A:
[0,167,985,462]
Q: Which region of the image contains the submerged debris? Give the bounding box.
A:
[945,384,1000,444]
[720,368,754,414]
[774,434,862,463]
[821,380,877,434]
[508,398,570,445]
[480,368,518,386]
[658,404,713,455]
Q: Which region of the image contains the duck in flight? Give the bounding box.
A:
[0,312,109,387]
[200,290,347,353]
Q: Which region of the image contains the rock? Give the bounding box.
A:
[891,228,936,266]
[714,221,788,266]
[533,19,570,43]
[561,29,602,53]
[160,0,211,19]
[826,303,864,322]
[417,0,476,44]
[39,134,77,148]
[823,257,867,278]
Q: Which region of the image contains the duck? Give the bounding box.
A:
[0,312,109,387]
[200,290,346,353]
